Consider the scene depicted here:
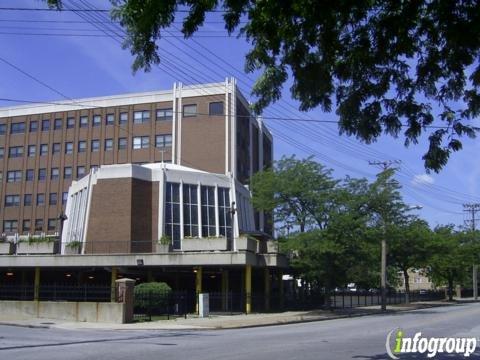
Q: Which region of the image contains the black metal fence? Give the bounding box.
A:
[0,284,112,302]
[133,290,196,321]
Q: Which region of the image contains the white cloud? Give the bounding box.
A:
[412,174,435,186]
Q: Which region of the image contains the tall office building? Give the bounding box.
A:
[0,78,273,237]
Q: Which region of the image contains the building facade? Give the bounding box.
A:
[0,78,273,239]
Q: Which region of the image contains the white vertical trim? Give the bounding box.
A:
[157,168,166,240]
[225,77,229,174]
[177,83,183,165]
[179,180,184,249]
[172,82,177,164]
[214,184,219,237]
[249,119,253,178]
[81,171,95,254]
[197,181,202,238]
[230,78,237,179]
[230,176,239,250]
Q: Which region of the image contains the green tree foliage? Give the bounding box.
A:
[426,226,474,301]
[45,0,480,171]
[134,282,172,310]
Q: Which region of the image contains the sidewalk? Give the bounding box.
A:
[0,300,461,331]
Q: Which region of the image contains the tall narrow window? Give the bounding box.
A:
[218,187,232,237]
[201,186,216,237]
[183,184,198,238]
[165,182,181,250]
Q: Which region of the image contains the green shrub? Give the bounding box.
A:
[134,282,172,312]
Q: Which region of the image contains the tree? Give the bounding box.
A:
[45,0,480,171]
[250,156,337,233]
[388,218,432,303]
[427,226,474,301]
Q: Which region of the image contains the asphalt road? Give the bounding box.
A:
[1,303,479,360]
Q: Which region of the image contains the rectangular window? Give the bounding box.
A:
[35,219,44,231]
[39,144,48,156]
[118,138,127,150]
[52,143,61,155]
[106,113,114,125]
[0,124,5,135]
[201,186,216,237]
[77,166,85,178]
[133,110,150,124]
[36,194,45,206]
[183,104,197,117]
[78,141,86,153]
[64,167,72,179]
[165,182,181,250]
[22,220,31,232]
[5,195,20,207]
[51,167,59,180]
[49,193,57,205]
[8,146,24,158]
[65,142,73,154]
[104,139,113,151]
[3,220,18,233]
[92,115,101,127]
[27,145,36,157]
[62,192,68,205]
[66,117,75,129]
[7,170,22,183]
[54,118,62,130]
[119,112,128,124]
[133,136,149,149]
[25,169,34,181]
[209,101,224,116]
[156,108,173,121]
[29,121,38,132]
[0,147,4,159]
[41,119,50,131]
[79,116,88,128]
[155,134,172,148]
[218,187,232,237]
[10,122,25,134]
[48,218,57,231]
[183,184,198,238]
[38,168,46,181]
[24,194,32,206]
[91,139,100,152]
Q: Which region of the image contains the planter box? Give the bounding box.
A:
[0,242,13,255]
[64,246,81,255]
[236,237,257,252]
[266,241,279,253]
[156,243,173,253]
[17,242,55,255]
[182,237,227,251]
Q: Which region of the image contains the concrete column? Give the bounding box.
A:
[278,270,284,310]
[115,278,135,323]
[264,268,270,312]
[195,267,202,313]
[245,265,252,314]
[221,270,229,311]
[110,267,118,302]
[34,267,40,301]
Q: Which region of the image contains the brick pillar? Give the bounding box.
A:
[115,278,135,323]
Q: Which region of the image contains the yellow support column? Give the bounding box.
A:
[221,270,229,311]
[34,267,40,301]
[264,268,271,312]
[195,267,202,314]
[245,265,252,314]
[110,267,117,302]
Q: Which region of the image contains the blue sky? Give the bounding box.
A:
[0,0,479,227]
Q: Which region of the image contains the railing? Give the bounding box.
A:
[133,290,195,321]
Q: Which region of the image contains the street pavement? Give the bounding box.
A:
[0,302,479,360]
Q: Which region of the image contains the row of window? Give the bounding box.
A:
[3,166,94,183]
[3,219,57,233]
[164,182,232,249]
[0,135,172,159]
[5,192,68,207]
[1,102,224,135]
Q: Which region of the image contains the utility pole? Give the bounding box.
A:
[463,203,480,300]
[368,160,401,312]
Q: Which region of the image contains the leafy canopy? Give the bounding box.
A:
[46,0,480,172]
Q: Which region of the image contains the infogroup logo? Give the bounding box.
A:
[386,328,477,359]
